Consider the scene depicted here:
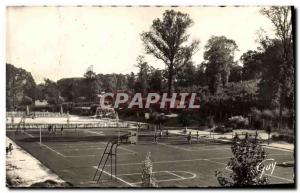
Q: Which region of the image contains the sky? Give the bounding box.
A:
[6,6,275,83]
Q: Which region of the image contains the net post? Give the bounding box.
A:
[39,127,42,146]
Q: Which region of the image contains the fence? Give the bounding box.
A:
[6,111,68,118]
[6,121,129,130]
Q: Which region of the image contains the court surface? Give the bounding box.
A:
[6,128,294,187]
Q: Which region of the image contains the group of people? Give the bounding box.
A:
[47,125,64,135]
[153,129,201,144]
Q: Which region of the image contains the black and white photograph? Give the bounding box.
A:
[5,5,295,188]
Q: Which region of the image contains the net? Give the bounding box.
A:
[6,127,133,143]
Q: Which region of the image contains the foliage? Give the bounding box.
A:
[141,152,158,187]
[40,79,61,105]
[6,63,37,110]
[228,64,243,82]
[260,7,294,128]
[135,56,151,95]
[141,9,199,94]
[228,116,249,129]
[176,61,197,88]
[215,133,268,187]
[203,36,238,94]
[240,50,263,80]
[148,69,163,92]
[83,67,97,102]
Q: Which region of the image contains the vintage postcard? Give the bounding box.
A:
[6,6,295,188]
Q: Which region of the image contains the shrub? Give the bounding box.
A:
[228,116,249,129]
[141,152,157,187]
[215,133,268,186]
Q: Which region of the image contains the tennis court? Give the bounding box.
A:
[6,124,294,187]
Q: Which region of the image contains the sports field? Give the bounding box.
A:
[6,117,295,187]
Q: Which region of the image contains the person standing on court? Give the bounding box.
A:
[187,131,192,144]
[153,132,157,144]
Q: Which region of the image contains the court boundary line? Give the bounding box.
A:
[166,171,185,179]
[158,142,230,152]
[95,168,135,187]
[45,143,137,158]
[93,167,196,186]
[23,130,67,158]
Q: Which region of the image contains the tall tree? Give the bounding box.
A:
[84,66,97,102]
[260,6,294,126]
[141,10,199,95]
[135,56,151,96]
[195,63,207,87]
[257,39,283,108]
[6,63,37,110]
[126,72,136,93]
[204,36,238,94]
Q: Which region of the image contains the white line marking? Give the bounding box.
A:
[23,130,66,158]
[23,131,34,138]
[65,154,97,158]
[166,171,185,179]
[93,168,197,185]
[65,152,134,158]
[265,173,294,182]
[85,130,104,136]
[40,144,66,157]
[57,147,107,151]
[119,146,137,154]
[157,142,190,151]
[203,159,227,166]
[52,144,106,148]
[93,156,233,167]
[131,171,197,185]
[158,142,230,152]
[263,146,294,152]
[93,168,135,187]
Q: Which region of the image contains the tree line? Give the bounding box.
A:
[6,7,294,130]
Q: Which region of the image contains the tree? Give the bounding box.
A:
[176,61,197,88]
[41,79,60,105]
[215,133,268,187]
[260,6,294,128]
[6,63,37,110]
[84,66,97,102]
[195,63,207,87]
[204,36,238,94]
[135,56,151,95]
[141,10,199,95]
[126,72,136,92]
[229,64,243,82]
[148,69,163,92]
[240,50,263,80]
[257,39,284,109]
